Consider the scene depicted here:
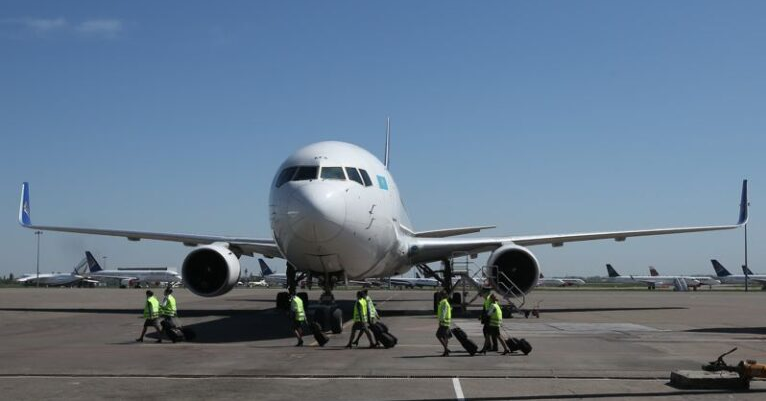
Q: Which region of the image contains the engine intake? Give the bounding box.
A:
[182,244,241,297]
[487,245,540,297]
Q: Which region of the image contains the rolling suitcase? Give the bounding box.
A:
[450,326,478,356]
[311,322,329,347]
[161,318,185,343]
[517,338,532,355]
[378,330,397,349]
[505,337,532,355]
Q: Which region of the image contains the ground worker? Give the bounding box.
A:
[346,291,374,348]
[159,287,177,327]
[436,290,452,356]
[479,288,497,353]
[488,294,511,355]
[136,290,162,343]
[289,290,306,346]
[363,289,380,347]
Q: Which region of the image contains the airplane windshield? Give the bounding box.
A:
[320,167,346,180]
[292,166,319,181]
[358,169,373,187]
[275,167,298,187]
[345,167,364,185]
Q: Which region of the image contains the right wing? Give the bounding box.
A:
[408,180,748,264]
[18,183,282,258]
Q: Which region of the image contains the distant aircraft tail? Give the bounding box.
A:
[649,267,659,277]
[415,272,421,279]
[742,265,755,275]
[539,273,545,279]
[711,260,731,277]
[85,251,103,273]
[606,264,620,278]
[258,259,274,276]
[72,257,88,275]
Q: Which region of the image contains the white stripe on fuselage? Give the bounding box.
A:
[269,141,412,280]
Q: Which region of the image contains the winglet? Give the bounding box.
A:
[19,182,31,226]
[738,179,749,225]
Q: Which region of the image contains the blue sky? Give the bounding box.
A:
[1,1,763,278]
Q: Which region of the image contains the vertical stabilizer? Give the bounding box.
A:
[742,265,755,275]
[649,267,659,277]
[258,259,274,276]
[711,260,731,277]
[606,264,620,278]
[85,251,103,273]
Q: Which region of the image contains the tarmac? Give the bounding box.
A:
[1,287,765,400]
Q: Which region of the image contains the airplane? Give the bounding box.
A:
[389,273,440,288]
[84,251,182,288]
[648,266,720,289]
[18,129,749,332]
[16,256,99,287]
[606,264,675,290]
[537,273,585,287]
[711,260,766,289]
[257,258,288,287]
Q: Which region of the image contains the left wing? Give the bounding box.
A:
[18,183,282,258]
[408,180,748,264]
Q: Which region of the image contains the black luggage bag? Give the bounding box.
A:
[371,322,397,348]
[311,322,329,347]
[505,337,532,355]
[161,318,185,343]
[450,326,478,356]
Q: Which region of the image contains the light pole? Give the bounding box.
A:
[744,223,749,292]
[34,231,43,288]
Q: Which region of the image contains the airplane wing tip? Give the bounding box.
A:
[19,182,31,227]
[738,179,749,226]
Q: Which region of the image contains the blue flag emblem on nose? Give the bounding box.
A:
[376,175,388,190]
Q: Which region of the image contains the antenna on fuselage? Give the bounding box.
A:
[384,116,391,170]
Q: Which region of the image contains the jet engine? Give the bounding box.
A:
[486,245,540,297]
[182,244,241,297]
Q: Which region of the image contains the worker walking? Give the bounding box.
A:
[436,290,452,356]
[479,289,497,353]
[136,290,162,343]
[159,287,177,327]
[346,291,374,348]
[487,294,512,355]
[289,290,306,346]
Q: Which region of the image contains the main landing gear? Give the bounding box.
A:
[423,259,463,314]
[275,264,344,334]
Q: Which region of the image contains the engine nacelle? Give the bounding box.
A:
[486,245,540,297]
[182,244,241,297]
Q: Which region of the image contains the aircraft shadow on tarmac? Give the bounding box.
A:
[685,326,766,335]
[0,304,686,343]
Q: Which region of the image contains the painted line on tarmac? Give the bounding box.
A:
[452,377,465,400]
[0,374,670,380]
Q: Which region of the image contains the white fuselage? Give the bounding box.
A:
[88,270,181,284]
[17,273,83,286]
[269,142,413,280]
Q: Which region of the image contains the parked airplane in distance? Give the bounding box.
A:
[84,251,182,288]
[606,264,674,290]
[18,130,749,332]
[537,273,585,287]
[648,266,719,289]
[16,257,98,287]
[711,260,766,289]
[257,259,288,287]
[389,273,440,288]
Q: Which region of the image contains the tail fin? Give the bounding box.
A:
[415,272,421,279]
[649,267,659,277]
[85,251,103,273]
[606,264,620,278]
[742,265,755,275]
[258,259,274,276]
[539,273,545,279]
[711,260,731,277]
[72,257,88,275]
[738,179,749,225]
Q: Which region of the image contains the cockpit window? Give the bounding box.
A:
[275,167,298,187]
[293,166,319,181]
[345,167,364,185]
[358,169,373,187]
[320,166,346,180]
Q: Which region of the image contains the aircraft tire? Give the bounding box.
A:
[433,292,440,313]
[451,292,463,314]
[331,307,343,334]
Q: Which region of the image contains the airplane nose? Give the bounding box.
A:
[287,184,347,242]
